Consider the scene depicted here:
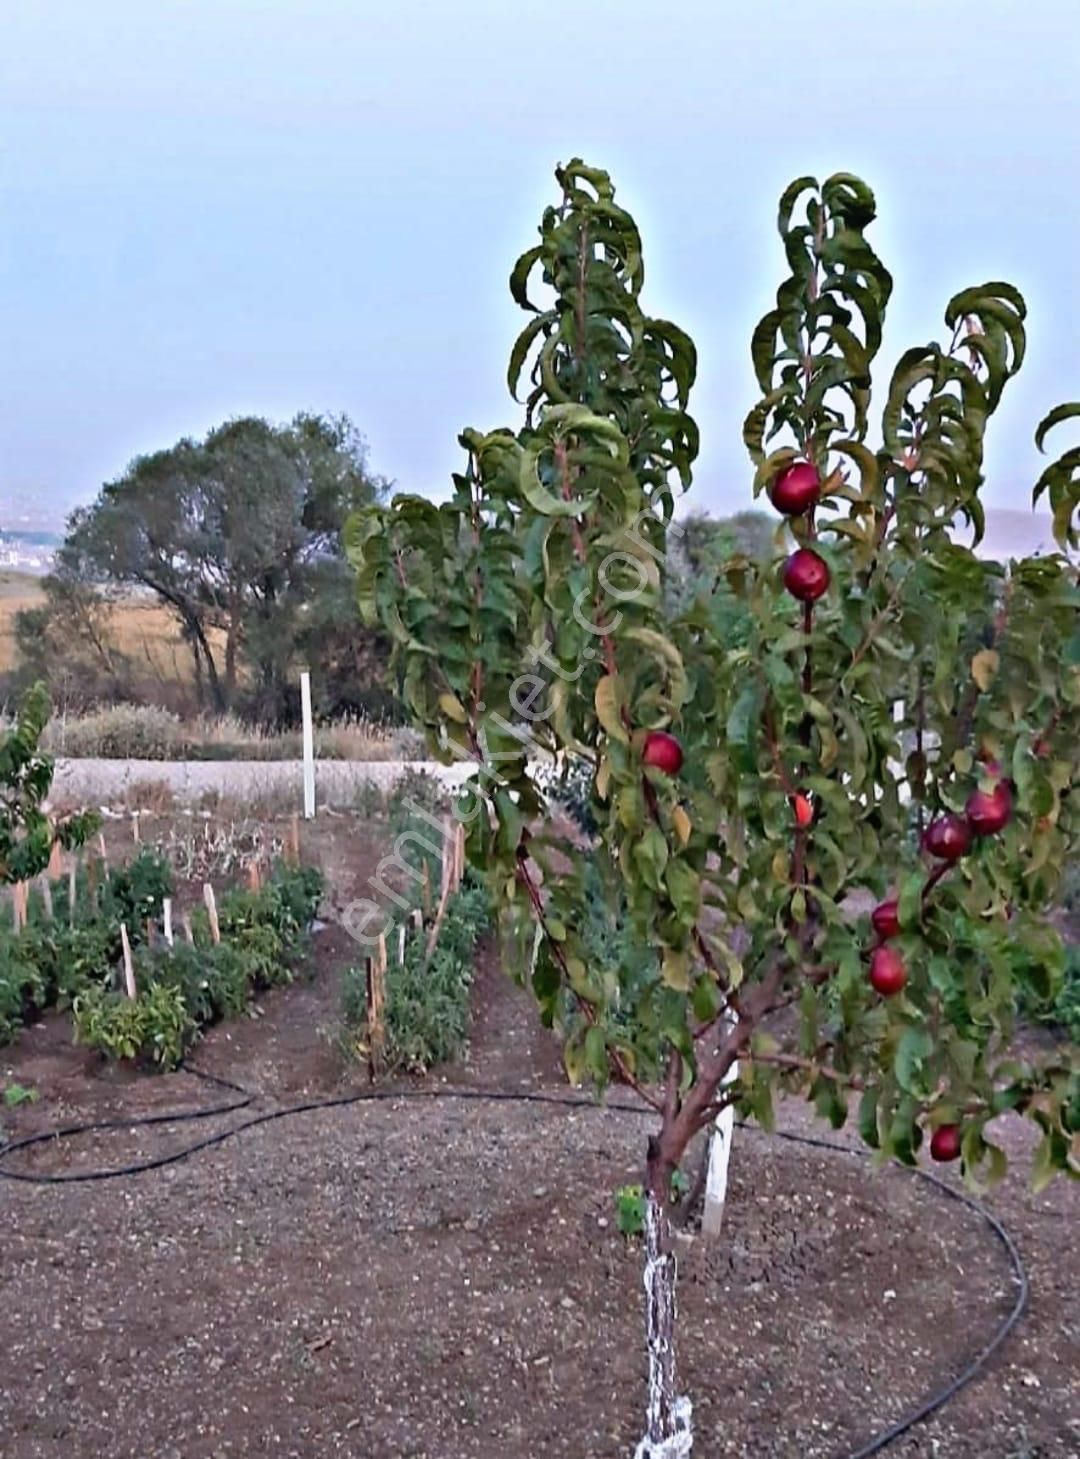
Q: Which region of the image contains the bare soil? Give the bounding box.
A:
[1,816,1077,1458]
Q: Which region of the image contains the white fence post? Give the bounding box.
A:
[300,670,316,820]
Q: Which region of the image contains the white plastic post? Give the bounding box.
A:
[300,670,316,820]
[701,1014,739,1240]
[163,897,174,948]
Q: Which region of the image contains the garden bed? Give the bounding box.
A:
[1,919,1075,1458]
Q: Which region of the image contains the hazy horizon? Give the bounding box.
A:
[4,1,1079,530]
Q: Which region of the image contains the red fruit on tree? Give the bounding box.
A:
[966,780,1012,837]
[871,899,901,940]
[770,461,821,516]
[642,731,683,776]
[869,946,907,997]
[782,548,830,603]
[922,814,972,862]
[929,1124,962,1163]
[792,793,813,827]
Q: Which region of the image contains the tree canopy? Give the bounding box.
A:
[47,412,388,720]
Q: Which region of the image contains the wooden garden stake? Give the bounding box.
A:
[132,812,141,845]
[288,813,301,865]
[48,840,64,878]
[247,859,261,892]
[69,859,78,928]
[182,912,195,946]
[163,897,174,947]
[98,832,109,869]
[120,923,137,1000]
[40,875,54,922]
[421,861,431,915]
[424,818,454,957]
[203,883,221,945]
[365,955,386,1082]
[411,907,423,934]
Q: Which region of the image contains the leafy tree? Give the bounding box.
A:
[347,162,1078,1455]
[13,568,132,710]
[0,684,97,883]
[51,413,388,719]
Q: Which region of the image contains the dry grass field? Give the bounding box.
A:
[0,570,220,685]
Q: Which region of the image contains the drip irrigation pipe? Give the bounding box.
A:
[0,1070,1029,1457]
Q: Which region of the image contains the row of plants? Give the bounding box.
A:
[72,863,324,1068]
[341,780,491,1072]
[0,848,175,1043]
[342,875,490,1073]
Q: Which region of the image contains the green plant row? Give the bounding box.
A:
[0,848,175,1043]
[72,863,324,1069]
[342,874,491,1074]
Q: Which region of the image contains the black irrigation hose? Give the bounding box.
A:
[0,1073,1029,1459]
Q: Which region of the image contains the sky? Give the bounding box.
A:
[3,0,1078,530]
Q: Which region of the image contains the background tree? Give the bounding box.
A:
[349,162,1078,1456]
[13,568,133,709]
[38,412,389,721]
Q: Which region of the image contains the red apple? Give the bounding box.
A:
[966,781,1012,837]
[929,1124,962,1163]
[869,946,907,997]
[782,548,830,603]
[792,793,813,827]
[642,730,683,776]
[871,899,901,940]
[922,814,972,862]
[770,462,821,516]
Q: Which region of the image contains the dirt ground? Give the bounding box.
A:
[0,816,1077,1458]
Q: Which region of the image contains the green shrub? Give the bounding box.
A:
[98,849,174,931]
[1017,940,1080,1042]
[0,938,47,1042]
[73,982,193,1068]
[216,863,322,955]
[343,877,490,1073]
[16,920,117,1009]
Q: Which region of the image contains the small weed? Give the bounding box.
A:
[2,1081,38,1108]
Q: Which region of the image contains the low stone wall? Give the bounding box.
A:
[48,757,477,810]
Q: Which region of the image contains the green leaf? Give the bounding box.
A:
[898,871,924,932]
[595,675,628,743]
[858,1085,881,1149]
[895,1027,933,1096]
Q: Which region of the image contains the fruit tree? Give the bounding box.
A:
[346,162,1079,1457]
[0,683,97,885]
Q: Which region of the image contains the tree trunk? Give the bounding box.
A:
[635,1151,693,1459]
[189,616,226,713]
[224,611,239,702]
[189,632,204,709]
